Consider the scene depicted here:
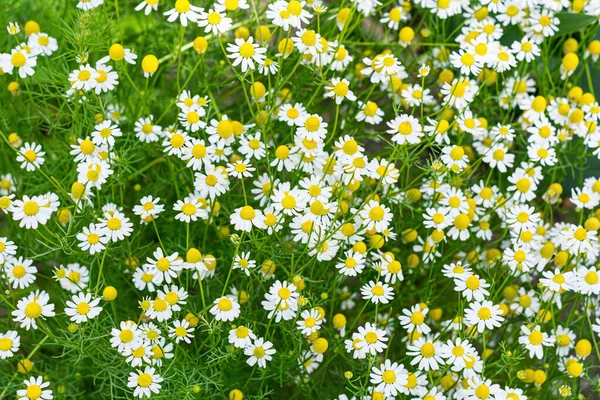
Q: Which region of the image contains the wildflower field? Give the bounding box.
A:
[1,0,600,398]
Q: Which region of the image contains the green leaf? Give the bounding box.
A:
[556,12,597,35]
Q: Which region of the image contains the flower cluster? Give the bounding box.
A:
[1,0,600,399]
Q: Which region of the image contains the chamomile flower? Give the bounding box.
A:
[464,300,504,333]
[356,101,384,125]
[198,9,232,34]
[262,280,299,322]
[169,319,194,344]
[93,62,119,94]
[135,116,162,143]
[297,308,323,336]
[230,205,266,232]
[174,195,209,222]
[245,337,276,368]
[145,247,184,284]
[398,304,431,334]
[0,48,37,78]
[406,337,443,371]
[97,210,133,242]
[4,256,37,289]
[324,77,356,104]
[455,274,490,301]
[135,0,160,14]
[17,376,53,400]
[227,37,267,73]
[229,325,256,349]
[77,223,109,254]
[194,164,230,200]
[17,142,45,172]
[519,325,554,359]
[0,237,18,264]
[64,292,102,324]
[209,296,240,321]
[0,330,20,359]
[361,281,394,304]
[12,290,55,330]
[163,0,202,26]
[127,366,163,398]
[370,359,408,397]
[387,114,423,145]
[11,195,54,229]
[28,33,58,56]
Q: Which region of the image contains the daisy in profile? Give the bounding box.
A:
[198,9,232,34]
[65,292,102,324]
[244,337,276,368]
[4,256,37,289]
[361,281,394,304]
[163,0,202,26]
[210,296,240,321]
[0,330,20,359]
[17,376,53,400]
[227,36,267,73]
[12,290,55,330]
[127,366,163,399]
